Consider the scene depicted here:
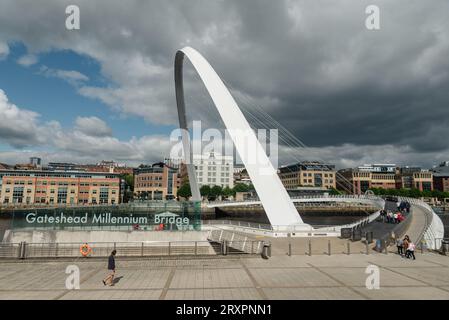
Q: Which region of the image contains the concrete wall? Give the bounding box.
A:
[3,229,210,243]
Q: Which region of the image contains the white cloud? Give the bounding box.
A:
[39,66,89,86]
[0,89,44,147]
[0,42,9,60]
[17,54,38,67]
[74,116,112,137]
[0,88,174,165]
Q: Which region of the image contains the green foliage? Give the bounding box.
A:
[329,188,341,195]
[122,174,134,191]
[210,185,223,199]
[222,186,233,198]
[177,183,192,199]
[233,183,250,194]
[368,187,449,199]
[200,185,211,197]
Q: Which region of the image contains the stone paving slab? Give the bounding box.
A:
[0,290,66,300]
[388,267,449,286]
[165,288,260,300]
[352,286,449,300]
[0,253,448,300]
[169,268,253,289]
[262,287,365,300]
[366,255,444,268]
[81,269,170,290]
[241,256,310,268]
[317,267,427,287]
[60,289,162,300]
[249,268,340,287]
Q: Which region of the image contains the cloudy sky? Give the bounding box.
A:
[0,0,448,169]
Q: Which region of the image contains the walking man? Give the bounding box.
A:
[103,250,116,286]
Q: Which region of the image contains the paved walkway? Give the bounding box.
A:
[406,206,431,244]
[1,252,449,300]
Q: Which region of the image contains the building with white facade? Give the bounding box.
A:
[193,152,234,188]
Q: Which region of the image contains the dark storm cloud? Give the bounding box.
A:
[0,0,448,167]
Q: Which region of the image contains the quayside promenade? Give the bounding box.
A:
[1,252,449,300]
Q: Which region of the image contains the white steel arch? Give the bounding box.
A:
[175,46,309,228]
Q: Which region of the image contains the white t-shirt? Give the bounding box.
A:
[408,243,415,251]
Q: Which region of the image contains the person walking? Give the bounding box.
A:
[103,250,116,286]
[396,238,404,256]
[403,236,410,258]
[388,211,393,223]
[393,212,398,224]
[407,242,416,260]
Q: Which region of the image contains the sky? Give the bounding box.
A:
[0,0,448,169]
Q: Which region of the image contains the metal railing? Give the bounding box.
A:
[204,210,379,234]
[207,194,385,205]
[397,196,445,250]
[207,229,264,254]
[0,239,263,259]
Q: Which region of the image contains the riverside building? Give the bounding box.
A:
[337,164,397,194]
[0,168,122,205]
[278,161,336,190]
[133,162,180,200]
[180,152,234,189]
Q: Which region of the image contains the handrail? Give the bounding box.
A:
[396,196,445,250]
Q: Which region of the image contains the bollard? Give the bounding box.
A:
[195,241,198,256]
[168,241,171,256]
[222,240,228,256]
[288,243,292,257]
[347,241,350,255]
[328,240,331,256]
[261,242,271,259]
[308,239,312,256]
[141,242,144,257]
[18,241,27,259]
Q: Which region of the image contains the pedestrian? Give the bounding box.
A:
[406,242,416,260]
[396,238,403,256]
[393,212,398,224]
[403,236,410,258]
[102,250,116,286]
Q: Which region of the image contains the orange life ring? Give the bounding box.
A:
[80,244,92,257]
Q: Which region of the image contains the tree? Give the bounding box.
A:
[210,185,223,200]
[122,173,133,188]
[177,183,192,199]
[329,188,341,195]
[222,186,233,198]
[408,188,421,198]
[200,185,211,199]
[233,183,250,195]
